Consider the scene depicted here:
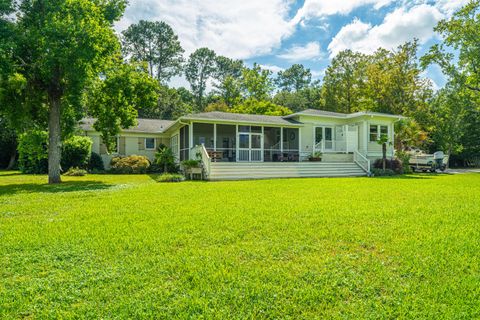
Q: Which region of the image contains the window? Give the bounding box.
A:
[369,125,378,142]
[145,138,155,150]
[369,125,389,142]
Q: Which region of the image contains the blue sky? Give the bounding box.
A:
[116,0,469,90]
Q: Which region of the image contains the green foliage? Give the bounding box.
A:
[110,155,151,174]
[17,130,48,174]
[230,99,292,116]
[373,158,403,174]
[1,172,479,318]
[396,150,412,174]
[371,168,396,176]
[275,64,312,92]
[185,48,217,110]
[156,173,185,182]
[240,63,274,100]
[138,85,192,120]
[87,62,160,152]
[63,167,87,176]
[61,136,92,171]
[155,144,176,173]
[181,159,201,169]
[121,20,184,83]
[273,86,322,112]
[421,1,480,93]
[88,152,105,172]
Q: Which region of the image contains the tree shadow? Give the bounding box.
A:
[0,171,22,177]
[0,180,113,196]
[372,174,435,180]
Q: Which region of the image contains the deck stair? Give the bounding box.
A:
[208,162,366,180]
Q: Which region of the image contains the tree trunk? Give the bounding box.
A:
[6,147,16,170]
[382,143,387,171]
[48,95,62,184]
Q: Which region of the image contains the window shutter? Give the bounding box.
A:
[138,137,145,150]
[100,138,107,155]
[119,137,126,155]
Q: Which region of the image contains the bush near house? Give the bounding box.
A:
[373,158,403,174]
[110,155,150,174]
[156,173,185,182]
[61,136,92,171]
[88,152,105,172]
[63,167,87,176]
[17,130,49,174]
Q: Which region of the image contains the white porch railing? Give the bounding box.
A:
[353,150,370,173]
[192,144,211,178]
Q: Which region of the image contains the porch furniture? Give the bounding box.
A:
[185,167,203,180]
[207,150,223,162]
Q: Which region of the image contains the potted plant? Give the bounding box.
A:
[308,152,322,162]
[181,159,202,179]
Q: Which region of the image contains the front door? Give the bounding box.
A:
[237,132,263,162]
[314,126,334,152]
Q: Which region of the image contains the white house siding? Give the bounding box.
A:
[84,131,169,169]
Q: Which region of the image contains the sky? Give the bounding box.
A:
[115,0,470,90]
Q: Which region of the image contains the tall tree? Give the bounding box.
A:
[138,85,193,120]
[241,63,274,101]
[3,0,127,183]
[87,62,160,151]
[429,86,470,166]
[212,56,243,107]
[321,50,367,113]
[422,1,480,95]
[275,64,312,92]
[185,47,217,111]
[121,20,184,83]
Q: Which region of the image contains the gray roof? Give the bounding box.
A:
[285,109,349,118]
[79,117,174,134]
[181,111,302,126]
[285,108,404,119]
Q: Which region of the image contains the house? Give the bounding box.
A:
[79,109,403,180]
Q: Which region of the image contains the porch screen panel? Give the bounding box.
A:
[216,124,236,162]
[282,128,299,161]
[193,123,214,149]
[179,125,189,161]
[264,127,281,162]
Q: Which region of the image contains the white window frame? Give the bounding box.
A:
[369,125,389,142]
[144,137,156,150]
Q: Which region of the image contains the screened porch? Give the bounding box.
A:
[179,122,300,162]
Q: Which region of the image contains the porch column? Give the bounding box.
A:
[298,127,301,158]
[235,125,239,162]
[390,122,395,157]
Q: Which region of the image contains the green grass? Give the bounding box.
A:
[0,171,479,319]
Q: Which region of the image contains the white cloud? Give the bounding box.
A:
[116,0,294,59]
[292,0,394,24]
[434,0,470,15]
[278,42,323,61]
[328,4,443,57]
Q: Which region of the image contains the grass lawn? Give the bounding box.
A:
[1,171,479,319]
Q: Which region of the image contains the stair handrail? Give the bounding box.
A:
[353,150,370,173]
[195,144,211,178]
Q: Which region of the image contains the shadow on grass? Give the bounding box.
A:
[372,174,435,180]
[0,171,22,177]
[0,180,113,196]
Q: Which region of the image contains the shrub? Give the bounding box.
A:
[18,130,48,174]
[396,150,412,174]
[155,144,177,173]
[181,159,201,169]
[61,136,92,171]
[110,155,150,174]
[156,173,184,182]
[373,158,403,174]
[63,167,87,176]
[372,168,396,176]
[88,152,105,172]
